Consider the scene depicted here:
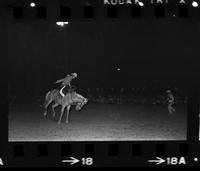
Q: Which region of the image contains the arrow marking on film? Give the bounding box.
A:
[148,157,165,165]
[62,157,80,165]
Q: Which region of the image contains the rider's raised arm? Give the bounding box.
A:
[55,78,64,84]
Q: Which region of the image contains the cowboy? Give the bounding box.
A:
[166,90,175,114]
[55,73,77,97]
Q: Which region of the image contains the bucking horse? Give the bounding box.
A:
[43,89,88,124]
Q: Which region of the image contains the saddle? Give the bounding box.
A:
[59,87,77,98]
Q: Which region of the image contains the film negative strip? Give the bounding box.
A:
[1,0,200,167]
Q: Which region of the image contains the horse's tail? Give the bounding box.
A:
[43,91,51,107]
[45,91,51,100]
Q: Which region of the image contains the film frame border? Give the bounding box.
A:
[3,0,200,21]
[1,0,200,167]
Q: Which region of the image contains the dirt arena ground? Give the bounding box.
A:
[9,100,187,141]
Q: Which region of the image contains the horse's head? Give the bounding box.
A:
[83,98,88,104]
[75,97,88,111]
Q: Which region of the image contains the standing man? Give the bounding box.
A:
[55,73,77,97]
[166,90,175,114]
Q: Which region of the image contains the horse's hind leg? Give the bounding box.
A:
[44,100,52,117]
[52,103,59,118]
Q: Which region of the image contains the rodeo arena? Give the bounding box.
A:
[8,77,188,141]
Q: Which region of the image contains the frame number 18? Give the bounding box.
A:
[82,157,93,165]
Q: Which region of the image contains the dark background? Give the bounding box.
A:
[2,0,199,99]
[7,20,200,97]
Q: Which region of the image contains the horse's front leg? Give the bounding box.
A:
[58,106,66,124]
[66,105,71,123]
